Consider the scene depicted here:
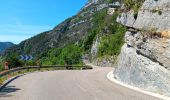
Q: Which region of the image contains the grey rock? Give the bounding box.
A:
[115,0,170,95]
[118,0,170,31]
[96,4,108,11]
[91,36,100,58]
[114,44,170,96]
[125,31,144,48]
[116,10,136,27]
[124,31,170,69]
[92,55,116,67]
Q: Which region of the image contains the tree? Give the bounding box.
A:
[5,54,23,68]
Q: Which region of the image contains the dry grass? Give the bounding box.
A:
[161,31,170,38]
[141,28,170,39]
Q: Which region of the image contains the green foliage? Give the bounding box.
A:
[123,0,144,19]
[133,12,138,20]
[150,9,162,15]
[3,6,127,67]
[107,0,113,3]
[0,55,36,71]
[42,44,83,65]
[124,0,144,10]
[25,60,37,66]
[83,9,127,58]
[98,25,126,56]
[83,9,107,51]
[82,9,127,59]
[158,10,162,15]
[93,9,107,29]
[0,56,4,71]
[5,54,23,68]
[83,30,98,51]
[98,11,126,57]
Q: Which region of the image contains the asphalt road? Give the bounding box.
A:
[0,67,161,100]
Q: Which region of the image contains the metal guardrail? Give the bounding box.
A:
[0,65,92,77]
[0,66,40,77]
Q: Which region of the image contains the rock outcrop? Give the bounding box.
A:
[90,36,116,67]
[117,0,170,32]
[115,0,170,96]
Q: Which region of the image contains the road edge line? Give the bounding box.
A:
[107,70,170,100]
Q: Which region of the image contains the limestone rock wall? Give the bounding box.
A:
[114,0,170,96]
[117,0,170,31]
[114,32,170,96]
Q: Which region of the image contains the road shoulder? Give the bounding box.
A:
[107,70,170,100]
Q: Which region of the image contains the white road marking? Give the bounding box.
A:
[107,70,170,100]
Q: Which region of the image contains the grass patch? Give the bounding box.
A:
[123,0,145,19]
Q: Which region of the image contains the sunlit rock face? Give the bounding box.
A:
[115,32,170,96]
[115,0,170,96]
[117,0,170,32]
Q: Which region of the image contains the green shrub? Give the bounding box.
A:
[42,44,83,65]
[97,11,126,57]
[83,30,98,51]
[158,10,162,15]
[5,54,23,68]
[0,57,3,71]
[123,0,144,19]
[151,9,162,15]
[107,0,113,3]
[133,12,138,20]
[98,24,126,56]
[124,0,144,10]
[83,9,107,51]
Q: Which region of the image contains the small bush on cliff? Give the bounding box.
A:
[123,0,144,19]
[83,9,107,52]
[98,11,127,57]
[107,0,113,3]
[98,24,126,56]
[124,0,144,10]
[83,30,98,51]
[151,9,162,15]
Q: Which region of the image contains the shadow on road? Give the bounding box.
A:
[0,86,21,97]
[0,75,23,98]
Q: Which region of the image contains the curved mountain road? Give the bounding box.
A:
[0,67,160,100]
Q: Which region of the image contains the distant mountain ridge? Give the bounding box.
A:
[4,0,110,56]
[0,42,14,53]
[4,0,124,66]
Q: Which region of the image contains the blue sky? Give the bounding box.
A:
[0,0,87,44]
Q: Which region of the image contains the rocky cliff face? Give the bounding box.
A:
[115,0,170,96]
[117,0,170,31]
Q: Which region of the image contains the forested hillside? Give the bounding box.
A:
[3,0,125,67]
